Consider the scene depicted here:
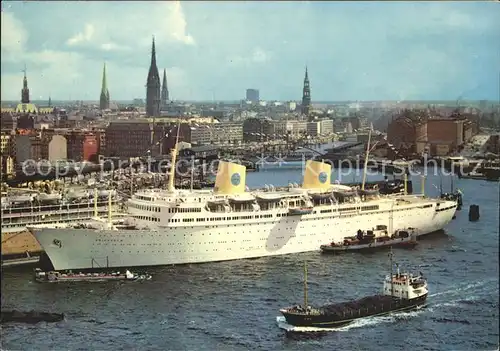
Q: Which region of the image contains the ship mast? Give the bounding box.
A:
[389,247,394,297]
[303,261,308,308]
[167,120,181,192]
[361,128,372,190]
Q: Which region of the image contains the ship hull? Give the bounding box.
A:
[31,199,457,270]
[281,294,427,328]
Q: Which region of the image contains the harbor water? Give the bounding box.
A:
[1,170,499,350]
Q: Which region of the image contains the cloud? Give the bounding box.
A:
[0,12,28,62]
[228,47,271,66]
[1,1,499,102]
[67,23,95,46]
[164,1,195,45]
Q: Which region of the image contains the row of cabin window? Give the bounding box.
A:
[174,213,274,223]
[131,203,161,213]
[436,205,455,212]
[168,208,202,213]
[134,215,160,222]
[167,205,421,224]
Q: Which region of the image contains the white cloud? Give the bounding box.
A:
[251,48,269,63]
[100,42,128,52]
[228,47,271,66]
[66,23,95,46]
[0,12,28,62]
[162,1,195,45]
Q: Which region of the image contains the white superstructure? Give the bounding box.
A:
[30,158,458,270]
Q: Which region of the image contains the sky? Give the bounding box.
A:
[1,1,499,102]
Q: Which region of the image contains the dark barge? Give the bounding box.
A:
[279,250,428,329]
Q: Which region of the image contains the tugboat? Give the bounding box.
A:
[278,249,428,329]
[320,228,418,253]
[34,268,152,283]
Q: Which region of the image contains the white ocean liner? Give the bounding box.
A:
[30,153,458,270]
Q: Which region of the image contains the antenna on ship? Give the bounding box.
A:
[167,119,182,193]
[361,128,373,190]
[303,261,308,308]
[93,188,98,218]
[439,175,443,196]
[389,247,394,297]
[107,191,112,226]
[190,156,195,192]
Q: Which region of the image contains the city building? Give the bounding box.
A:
[306,121,321,137]
[99,63,110,110]
[46,134,67,162]
[387,110,476,157]
[246,89,259,102]
[146,37,161,117]
[14,133,42,164]
[105,120,169,158]
[318,119,334,135]
[242,118,275,142]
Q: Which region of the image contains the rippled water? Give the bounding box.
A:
[1,172,499,350]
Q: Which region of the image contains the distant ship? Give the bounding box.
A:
[30,139,458,270]
[279,251,428,329]
[1,187,122,261]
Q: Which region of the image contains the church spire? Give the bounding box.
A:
[161,68,169,110]
[301,66,311,119]
[21,65,30,103]
[99,62,110,110]
[146,36,161,117]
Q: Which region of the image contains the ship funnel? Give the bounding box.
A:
[302,160,332,190]
[214,161,247,195]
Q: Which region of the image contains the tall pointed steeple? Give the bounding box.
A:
[161,68,169,110]
[48,95,52,107]
[99,62,110,110]
[146,36,161,117]
[301,66,311,119]
[21,65,30,103]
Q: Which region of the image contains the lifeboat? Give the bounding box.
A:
[37,193,62,203]
[255,193,282,202]
[288,207,314,215]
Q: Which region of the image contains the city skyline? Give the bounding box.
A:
[1,1,499,102]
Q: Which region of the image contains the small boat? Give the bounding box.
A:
[289,207,314,215]
[1,310,64,324]
[320,228,418,253]
[34,268,152,283]
[37,192,63,203]
[278,249,428,329]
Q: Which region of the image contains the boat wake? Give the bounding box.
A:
[276,306,426,333]
[277,278,498,333]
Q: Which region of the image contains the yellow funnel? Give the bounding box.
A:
[214,161,247,195]
[302,160,332,190]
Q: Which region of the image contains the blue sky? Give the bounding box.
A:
[1,1,499,102]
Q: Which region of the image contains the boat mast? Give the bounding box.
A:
[303,261,308,308]
[167,120,181,192]
[107,191,112,226]
[361,129,372,190]
[93,187,98,218]
[190,156,194,192]
[389,247,394,297]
